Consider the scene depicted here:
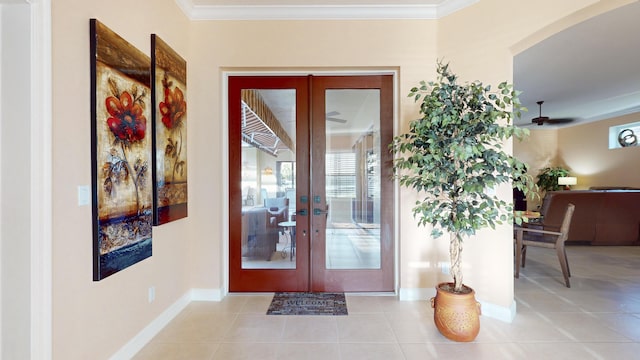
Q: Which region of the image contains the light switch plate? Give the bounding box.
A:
[148,286,155,303]
[78,185,90,206]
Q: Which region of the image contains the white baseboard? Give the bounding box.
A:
[399,287,516,323]
[109,288,223,359]
[478,298,517,323]
[191,287,224,301]
[108,291,192,360]
[398,287,435,301]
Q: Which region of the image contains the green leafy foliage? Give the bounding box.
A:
[536,166,570,192]
[390,61,536,292]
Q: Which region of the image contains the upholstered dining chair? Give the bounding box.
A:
[264,197,289,225]
[514,203,576,288]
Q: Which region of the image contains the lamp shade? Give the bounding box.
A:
[558,176,577,186]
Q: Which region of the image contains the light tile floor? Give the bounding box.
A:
[134,246,640,359]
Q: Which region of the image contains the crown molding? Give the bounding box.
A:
[437,0,479,18]
[587,105,640,123]
[175,0,478,20]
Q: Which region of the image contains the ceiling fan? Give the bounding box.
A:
[531,101,574,126]
[326,111,347,124]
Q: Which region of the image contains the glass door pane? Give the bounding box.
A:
[325,89,381,269]
[240,89,297,270]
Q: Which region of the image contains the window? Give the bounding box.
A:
[276,161,296,190]
[326,152,356,198]
[609,121,640,149]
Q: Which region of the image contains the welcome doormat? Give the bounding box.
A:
[266,292,348,316]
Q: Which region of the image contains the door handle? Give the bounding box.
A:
[313,208,328,216]
[297,209,308,216]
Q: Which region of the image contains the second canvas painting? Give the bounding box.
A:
[151,35,188,225]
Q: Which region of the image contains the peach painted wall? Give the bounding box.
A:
[187,18,438,292]
[51,1,191,358]
[187,0,632,312]
[432,0,631,309]
[559,112,639,188]
[49,0,637,357]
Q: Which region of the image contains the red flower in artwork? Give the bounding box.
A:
[105,91,146,143]
[159,86,186,130]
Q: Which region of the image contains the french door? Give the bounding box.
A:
[228,74,394,292]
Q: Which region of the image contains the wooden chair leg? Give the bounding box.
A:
[556,246,571,288]
[521,245,527,268]
[564,248,571,277]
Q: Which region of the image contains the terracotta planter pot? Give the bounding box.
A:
[430,282,481,342]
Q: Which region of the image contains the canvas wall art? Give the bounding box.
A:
[90,19,152,280]
[151,34,188,225]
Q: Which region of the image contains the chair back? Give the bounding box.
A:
[264,197,289,209]
[557,203,575,244]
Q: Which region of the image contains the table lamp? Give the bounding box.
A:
[558,176,577,190]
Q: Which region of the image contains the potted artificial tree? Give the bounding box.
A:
[391,62,534,342]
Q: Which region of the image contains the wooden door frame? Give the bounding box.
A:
[228,75,310,292]
[222,69,399,295]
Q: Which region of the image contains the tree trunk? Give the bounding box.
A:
[450,232,463,292]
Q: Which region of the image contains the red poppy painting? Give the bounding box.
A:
[151,35,188,225]
[90,19,152,280]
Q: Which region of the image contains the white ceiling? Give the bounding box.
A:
[514,1,640,128]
